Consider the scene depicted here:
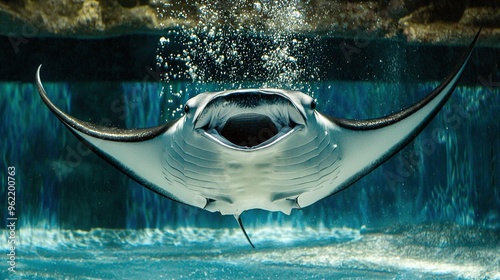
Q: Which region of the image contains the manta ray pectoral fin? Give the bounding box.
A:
[297,27,481,208]
[36,65,207,209]
[234,214,255,248]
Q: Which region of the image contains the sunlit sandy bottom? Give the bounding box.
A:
[3,224,498,279]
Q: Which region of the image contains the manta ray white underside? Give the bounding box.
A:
[36,30,480,247]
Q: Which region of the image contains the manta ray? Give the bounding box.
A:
[37,30,480,247]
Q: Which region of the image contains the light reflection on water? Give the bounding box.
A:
[0,224,498,279]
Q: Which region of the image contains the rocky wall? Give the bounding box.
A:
[0,0,498,45]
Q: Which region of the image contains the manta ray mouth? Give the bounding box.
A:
[195,91,305,149]
[220,113,280,147]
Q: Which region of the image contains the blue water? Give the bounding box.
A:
[1,78,499,278]
[1,20,499,278]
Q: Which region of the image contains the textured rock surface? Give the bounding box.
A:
[0,0,498,45]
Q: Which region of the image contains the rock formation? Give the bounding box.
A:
[0,0,498,45]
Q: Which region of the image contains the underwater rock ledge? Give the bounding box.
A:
[0,0,498,46]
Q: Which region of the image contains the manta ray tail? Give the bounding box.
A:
[234,214,255,248]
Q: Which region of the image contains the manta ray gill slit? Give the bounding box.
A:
[195,91,305,148]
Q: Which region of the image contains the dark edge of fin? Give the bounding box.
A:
[36,65,176,142]
[327,26,482,130]
[287,197,302,209]
[234,214,255,248]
